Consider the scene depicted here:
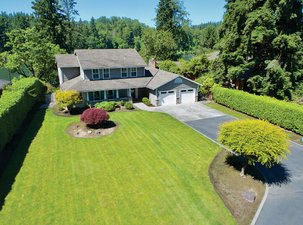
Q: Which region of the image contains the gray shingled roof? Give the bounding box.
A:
[74,49,147,69]
[61,76,152,92]
[146,68,179,90]
[0,79,10,90]
[55,54,79,68]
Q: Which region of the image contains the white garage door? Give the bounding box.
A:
[180,89,195,104]
[159,90,176,106]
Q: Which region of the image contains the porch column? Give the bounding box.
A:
[104,90,107,100]
[116,90,119,99]
[128,89,131,97]
[86,92,90,101]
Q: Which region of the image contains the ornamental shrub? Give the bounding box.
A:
[142,97,152,106]
[0,77,45,152]
[55,90,82,111]
[125,101,134,110]
[212,87,303,135]
[95,101,116,112]
[218,119,289,176]
[117,100,125,107]
[81,108,109,126]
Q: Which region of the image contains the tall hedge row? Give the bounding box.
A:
[0,77,45,152]
[212,87,303,135]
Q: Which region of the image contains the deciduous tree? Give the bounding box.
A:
[219,119,289,176]
[0,28,63,83]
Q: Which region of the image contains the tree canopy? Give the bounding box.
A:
[216,0,303,100]
[219,119,289,176]
[155,0,191,52]
[0,28,63,84]
[32,0,68,50]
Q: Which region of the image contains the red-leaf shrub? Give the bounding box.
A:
[81,108,109,126]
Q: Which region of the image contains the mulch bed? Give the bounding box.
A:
[209,150,265,225]
[66,121,118,138]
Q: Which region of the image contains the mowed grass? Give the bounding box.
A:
[0,110,236,225]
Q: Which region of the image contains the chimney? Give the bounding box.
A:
[149,58,158,69]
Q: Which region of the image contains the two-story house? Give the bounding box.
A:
[55,49,200,106]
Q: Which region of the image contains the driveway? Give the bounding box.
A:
[157,102,234,140]
[155,102,303,225]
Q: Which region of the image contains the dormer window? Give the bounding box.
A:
[103,68,110,79]
[130,68,137,77]
[121,68,128,78]
[92,69,100,80]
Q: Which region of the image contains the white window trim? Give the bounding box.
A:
[121,68,128,78]
[103,68,110,79]
[92,69,100,80]
[130,67,137,77]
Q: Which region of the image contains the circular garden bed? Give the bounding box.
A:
[66,121,118,138]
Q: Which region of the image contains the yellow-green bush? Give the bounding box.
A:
[212,87,303,135]
[0,77,45,152]
[55,90,82,111]
[219,119,289,169]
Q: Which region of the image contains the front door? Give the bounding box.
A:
[131,88,136,99]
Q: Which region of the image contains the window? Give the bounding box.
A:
[160,91,167,95]
[121,68,128,78]
[181,90,187,93]
[103,68,110,79]
[130,68,137,77]
[168,91,174,94]
[89,91,105,101]
[92,69,100,80]
[188,89,194,92]
[93,91,101,100]
[106,90,116,99]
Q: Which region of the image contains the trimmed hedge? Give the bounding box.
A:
[0,77,45,152]
[212,87,303,135]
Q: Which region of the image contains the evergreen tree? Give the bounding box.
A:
[216,0,303,100]
[32,0,68,50]
[59,0,78,52]
[155,0,190,51]
[87,17,100,49]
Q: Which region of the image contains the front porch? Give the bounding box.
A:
[83,88,148,103]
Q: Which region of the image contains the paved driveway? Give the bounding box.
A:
[157,103,234,140]
[157,102,303,225]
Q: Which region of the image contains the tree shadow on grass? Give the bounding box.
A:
[0,108,46,211]
[225,154,291,186]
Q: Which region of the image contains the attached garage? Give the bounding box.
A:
[146,68,201,106]
[159,90,176,106]
[180,89,195,104]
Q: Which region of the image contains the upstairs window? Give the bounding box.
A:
[103,68,110,79]
[92,69,100,80]
[121,68,128,78]
[130,68,137,77]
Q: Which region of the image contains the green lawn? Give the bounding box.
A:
[207,102,252,119]
[0,110,235,225]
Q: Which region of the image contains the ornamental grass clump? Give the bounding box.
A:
[218,119,290,176]
[81,108,109,128]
